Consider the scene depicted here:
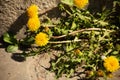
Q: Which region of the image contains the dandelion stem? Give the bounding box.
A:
[49,39,87,44]
[41,24,56,27]
[51,28,114,39]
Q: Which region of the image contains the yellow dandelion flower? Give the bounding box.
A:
[27,17,40,31]
[35,32,49,46]
[74,49,83,56]
[97,70,104,77]
[107,73,113,78]
[85,70,94,77]
[74,49,80,54]
[74,0,88,9]
[27,4,39,18]
[44,26,49,32]
[104,56,119,72]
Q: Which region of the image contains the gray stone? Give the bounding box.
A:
[0,48,36,80]
[0,0,60,38]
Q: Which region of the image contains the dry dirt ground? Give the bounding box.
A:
[0,43,120,80]
[0,48,78,80]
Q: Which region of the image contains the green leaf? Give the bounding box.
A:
[70,69,74,76]
[3,33,13,44]
[3,33,17,44]
[98,20,108,26]
[48,29,53,37]
[61,0,74,6]
[74,37,79,41]
[66,68,74,78]
[112,51,118,55]
[7,45,18,53]
[76,13,90,21]
[116,44,120,51]
[61,29,68,34]
[22,37,34,45]
[66,44,74,52]
[71,21,76,30]
[65,64,69,68]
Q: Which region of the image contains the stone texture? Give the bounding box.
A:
[0,48,79,80]
[0,0,60,38]
[0,48,37,80]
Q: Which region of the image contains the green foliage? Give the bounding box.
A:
[3,32,17,44]
[21,36,34,45]
[3,32,18,52]
[7,44,18,53]
[61,0,74,6]
[49,1,120,79]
